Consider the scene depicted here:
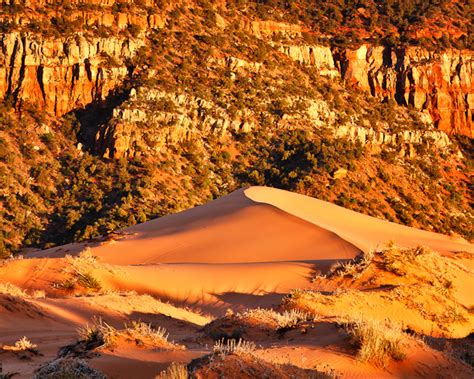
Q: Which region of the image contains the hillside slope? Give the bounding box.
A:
[0,0,473,257]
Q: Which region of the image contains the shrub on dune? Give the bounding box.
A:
[213,338,257,356]
[342,317,407,367]
[156,363,188,379]
[0,282,28,297]
[1,336,38,353]
[77,318,182,350]
[34,357,106,379]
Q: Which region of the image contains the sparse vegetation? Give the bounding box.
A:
[34,357,106,379]
[0,282,29,298]
[342,317,407,367]
[284,244,473,339]
[213,338,257,356]
[156,363,188,379]
[77,318,181,350]
[238,308,314,331]
[1,337,38,353]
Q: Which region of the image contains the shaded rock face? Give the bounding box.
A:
[0,32,142,116]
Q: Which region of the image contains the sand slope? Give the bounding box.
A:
[33,188,360,265]
[22,186,474,311]
[245,187,473,255]
[32,187,471,266]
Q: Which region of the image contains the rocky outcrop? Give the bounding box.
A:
[97,82,448,159]
[96,88,256,158]
[279,45,339,77]
[243,20,305,38]
[334,124,451,151]
[0,8,165,31]
[334,45,473,137]
[0,32,141,115]
[1,4,471,139]
[209,56,263,73]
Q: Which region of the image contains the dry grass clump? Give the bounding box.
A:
[327,250,375,279]
[77,318,182,350]
[213,338,257,356]
[77,317,116,347]
[65,248,99,268]
[238,308,314,330]
[124,320,173,347]
[34,357,106,379]
[2,337,38,352]
[342,317,407,367]
[54,250,103,292]
[0,282,29,297]
[156,363,188,379]
[203,307,315,341]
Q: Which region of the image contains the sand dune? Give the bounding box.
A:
[22,186,473,311]
[32,186,471,267]
[33,187,360,265]
[2,187,473,378]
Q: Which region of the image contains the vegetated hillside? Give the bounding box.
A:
[0,0,473,257]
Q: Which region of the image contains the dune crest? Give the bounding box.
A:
[244,186,473,255]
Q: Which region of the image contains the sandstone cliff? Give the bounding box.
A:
[0,8,472,138]
[0,32,141,115]
[280,43,473,136]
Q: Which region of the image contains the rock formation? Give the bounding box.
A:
[0,32,141,115]
[280,43,473,136]
[335,45,473,136]
[96,88,256,158]
[0,9,471,137]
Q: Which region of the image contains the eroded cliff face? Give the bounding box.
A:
[0,12,472,138]
[0,32,142,115]
[280,43,473,136]
[99,78,451,160]
[336,45,473,136]
[95,87,257,159]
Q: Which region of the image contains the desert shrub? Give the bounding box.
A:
[53,250,103,291]
[77,317,115,347]
[342,317,407,366]
[0,282,28,297]
[1,336,38,352]
[124,320,171,347]
[213,338,256,356]
[34,357,106,379]
[328,251,375,279]
[75,271,102,290]
[156,363,188,379]
[239,308,313,331]
[77,318,180,350]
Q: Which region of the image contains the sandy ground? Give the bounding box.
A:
[1,187,473,378]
